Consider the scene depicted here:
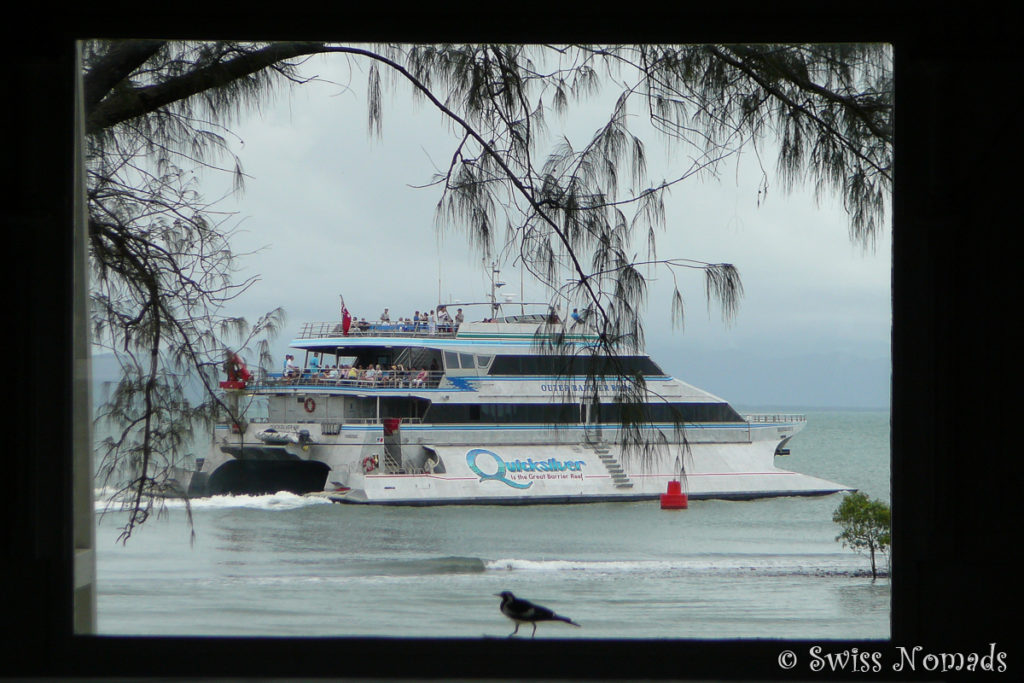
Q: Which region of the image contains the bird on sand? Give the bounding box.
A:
[495,590,581,638]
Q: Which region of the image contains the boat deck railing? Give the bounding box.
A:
[744,413,806,424]
[296,321,458,339]
[249,369,446,391]
[243,416,426,426]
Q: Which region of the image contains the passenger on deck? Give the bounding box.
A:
[412,368,427,387]
[380,308,390,323]
[308,354,320,376]
[284,354,300,380]
[438,306,452,333]
[428,310,437,335]
[455,308,464,327]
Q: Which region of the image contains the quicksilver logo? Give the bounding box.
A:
[465,448,586,489]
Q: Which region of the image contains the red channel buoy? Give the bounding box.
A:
[660,479,688,509]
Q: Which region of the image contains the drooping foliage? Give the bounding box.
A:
[84,41,313,540]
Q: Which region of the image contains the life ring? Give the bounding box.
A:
[362,455,378,473]
[303,397,316,413]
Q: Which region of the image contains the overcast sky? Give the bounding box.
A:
[189,49,891,409]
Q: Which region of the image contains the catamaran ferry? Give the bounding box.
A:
[181,300,851,504]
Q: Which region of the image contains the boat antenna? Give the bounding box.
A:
[520,262,525,316]
[489,261,505,320]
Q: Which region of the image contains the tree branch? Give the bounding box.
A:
[83,40,167,113]
[86,42,329,135]
[708,45,892,182]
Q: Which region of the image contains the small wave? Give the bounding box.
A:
[401,556,488,575]
[203,556,488,584]
[341,556,488,578]
[485,555,875,578]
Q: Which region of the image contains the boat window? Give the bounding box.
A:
[378,396,431,420]
[596,401,744,423]
[424,401,742,423]
[443,351,460,370]
[487,354,666,377]
[475,355,492,369]
[426,402,580,423]
[459,353,475,369]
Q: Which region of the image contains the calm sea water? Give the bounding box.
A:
[94,409,890,640]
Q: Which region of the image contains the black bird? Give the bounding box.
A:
[495,591,581,638]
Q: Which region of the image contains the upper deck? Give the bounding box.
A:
[290,319,602,355]
[296,320,458,341]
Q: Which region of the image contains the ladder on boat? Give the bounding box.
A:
[583,439,634,489]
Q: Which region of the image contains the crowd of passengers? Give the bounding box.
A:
[344,304,579,333]
[348,305,465,334]
[280,354,440,387]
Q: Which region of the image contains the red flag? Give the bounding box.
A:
[340,294,350,335]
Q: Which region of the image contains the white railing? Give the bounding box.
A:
[297,321,458,339]
[252,369,445,390]
[339,416,425,425]
[744,413,806,424]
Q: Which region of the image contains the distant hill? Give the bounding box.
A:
[88,352,208,408]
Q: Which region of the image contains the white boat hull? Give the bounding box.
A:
[198,419,850,503]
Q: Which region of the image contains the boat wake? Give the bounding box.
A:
[93,489,331,512]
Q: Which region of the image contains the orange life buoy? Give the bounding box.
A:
[362,455,377,473]
[304,397,316,413]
